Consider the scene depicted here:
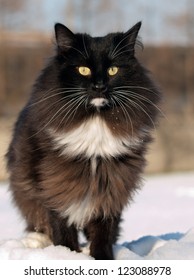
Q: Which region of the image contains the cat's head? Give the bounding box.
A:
[54,22,143,111]
[32,22,160,134]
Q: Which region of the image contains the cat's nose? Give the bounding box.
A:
[92,83,108,93]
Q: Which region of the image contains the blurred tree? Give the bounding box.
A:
[96,0,120,32]
[168,0,194,44]
[167,0,194,115]
[0,0,26,31]
[65,0,76,29]
[62,0,120,34]
[0,0,26,116]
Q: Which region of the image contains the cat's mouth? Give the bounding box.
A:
[90,97,110,110]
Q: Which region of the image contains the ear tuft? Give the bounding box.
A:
[54,23,75,50]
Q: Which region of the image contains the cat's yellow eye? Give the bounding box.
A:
[78,66,91,76]
[108,66,119,76]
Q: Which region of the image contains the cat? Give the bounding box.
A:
[6,22,161,260]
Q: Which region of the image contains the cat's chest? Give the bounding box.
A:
[49,116,140,158]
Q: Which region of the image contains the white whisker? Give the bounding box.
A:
[29,88,85,107]
[111,48,134,59]
[113,89,158,130]
[82,35,89,58]
[115,92,156,131]
[36,92,85,118]
[114,88,165,119]
[28,89,87,138]
[111,42,135,59]
[114,85,160,97]
[110,31,137,58]
[60,43,87,59]
[57,95,87,129]
[112,95,134,137]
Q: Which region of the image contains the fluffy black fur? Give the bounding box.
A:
[6,22,161,259]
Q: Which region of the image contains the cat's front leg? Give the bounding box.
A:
[84,215,120,260]
[49,211,80,252]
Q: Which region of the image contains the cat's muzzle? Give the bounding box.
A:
[90,97,109,109]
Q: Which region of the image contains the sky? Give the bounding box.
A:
[1,0,193,45]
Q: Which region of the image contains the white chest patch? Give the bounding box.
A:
[49,116,140,159]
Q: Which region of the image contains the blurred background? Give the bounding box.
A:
[0,0,194,181]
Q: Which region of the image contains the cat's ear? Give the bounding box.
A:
[124,21,142,49]
[55,23,75,50]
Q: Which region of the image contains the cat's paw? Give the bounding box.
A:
[21,232,52,249]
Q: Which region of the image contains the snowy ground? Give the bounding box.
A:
[0,172,194,260]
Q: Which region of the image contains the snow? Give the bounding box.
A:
[0,172,194,260]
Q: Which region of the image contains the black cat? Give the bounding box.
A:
[6,22,161,259]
